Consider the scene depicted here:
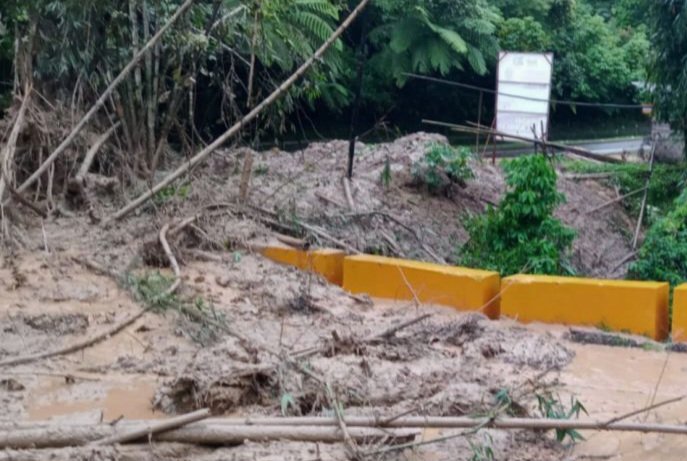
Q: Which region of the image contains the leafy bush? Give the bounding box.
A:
[412,143,474,195]
[458,155,575,275]
[628,189,687,286]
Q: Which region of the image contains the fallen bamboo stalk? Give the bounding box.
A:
[584,186,647,215]
[11,0,196,199]
[562,172,615,180]
[108,0,372,222]
[6,414,687,449]
[202,416,687,433]
[423,119,622,164]
[92,408,210,445]
[0,424,418,449]
[74,122,121,182]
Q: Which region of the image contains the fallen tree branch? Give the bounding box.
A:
[343,211,444,263]
[11,0,196,199]
[0,308,149,368]
[365,313,432,342]
[325,383,359,460]
[74,122,121,182]
[92,408,210,445]
[107,0,372,222]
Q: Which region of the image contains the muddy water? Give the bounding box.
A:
[563,344,687,460]
[27,377,160,421]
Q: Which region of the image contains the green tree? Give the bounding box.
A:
[498,16,551,52]
[644,0,687,152]
[365,0,500,87]
[629,190,687,286]
[458,155,575,276]
[550,5,645,102]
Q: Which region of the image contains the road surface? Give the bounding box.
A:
[489,136,646,157]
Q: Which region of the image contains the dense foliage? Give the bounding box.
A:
[644,0,687,151]
[458,155,575,276]
[0,0,653,124]
[496,0,649,104]
[629,190,687,287]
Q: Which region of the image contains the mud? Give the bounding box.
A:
[217,133,634,277]
[0,133,666,460]
[1,248,573,460]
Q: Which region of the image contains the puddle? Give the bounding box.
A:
[563,344,687,460]
[28,380,160,421]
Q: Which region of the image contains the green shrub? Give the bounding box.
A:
[458,155,575,276]
[412,143,474,195]
[628,189,687,286]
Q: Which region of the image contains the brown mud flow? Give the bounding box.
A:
[0,133,673,460]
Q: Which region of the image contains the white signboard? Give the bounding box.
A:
[496,52,553,141]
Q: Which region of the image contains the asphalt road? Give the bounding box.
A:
[492,136,646,157]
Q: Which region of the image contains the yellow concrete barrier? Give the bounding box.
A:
[342,255,501,318]
[260,246,345,285]
[671,284,687,343]
[501,275,669,340]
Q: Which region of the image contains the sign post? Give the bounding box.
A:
[495,52,554,142]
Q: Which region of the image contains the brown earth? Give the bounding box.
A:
[0,132,660,460]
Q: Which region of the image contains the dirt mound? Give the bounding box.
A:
[210,132,634,277]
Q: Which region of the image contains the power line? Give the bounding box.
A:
[404,73,645,110]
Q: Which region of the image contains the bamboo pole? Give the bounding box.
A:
[107,0,372,222]
[632,139,656,249]
[10,0,196,200]
[0,424,419,449]
[91,409,210,445]
[4,415,687,449]
[423,119,623,164]
[74,122,121,182]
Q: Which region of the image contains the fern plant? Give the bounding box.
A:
[368,0,499,84]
